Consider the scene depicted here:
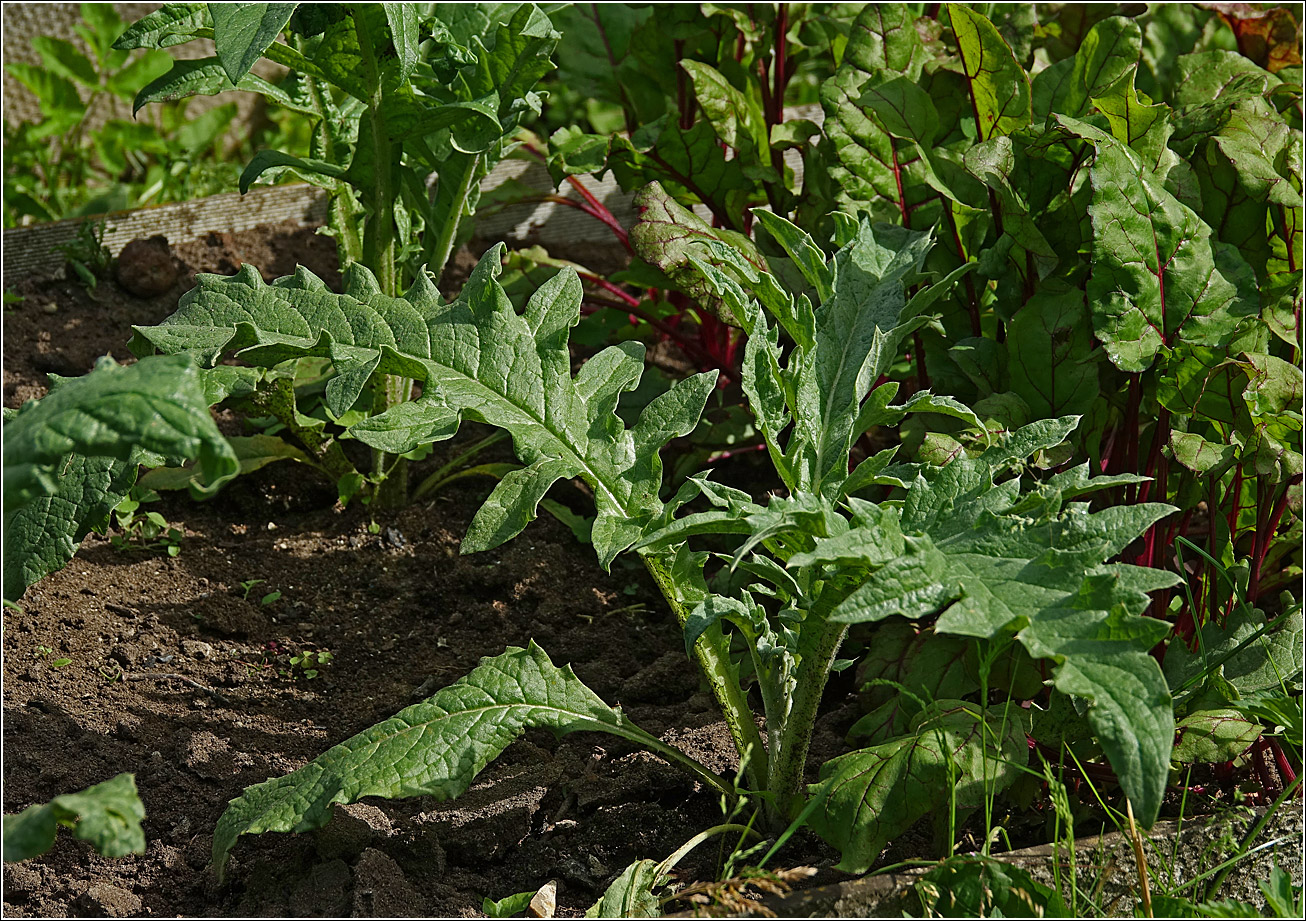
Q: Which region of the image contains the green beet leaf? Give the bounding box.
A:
[946,4,1031,142]
[3,773,145,863]
[810,4,933,225]
[131,251,715,567]
[212,643,716,879]
[1172,708,1263,764]
[1086,134,1258,372]
[1165,606,1304,701]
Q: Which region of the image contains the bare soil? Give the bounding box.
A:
[2,223,850,917]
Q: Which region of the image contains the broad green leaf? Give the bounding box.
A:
[550,4,654,120]
[3,456,135,603]
[808,4,931,225]
[1087,136,1257,372]
[860,76,940,147]
[113,2,210,50]
[946,5,1031,141]
[629,181,766,326]
[811,701,1026,873]
[382,4,420,81]
[681,59,766,155]
[3,774,145,863]
[1169,430,1240,475]
[209,3,296,85]
[1240,352,1303,417]
[547,126,612,184]
[1006,280,1101,419]
[1032,16,1141,120]
[692,219,962,499]
[1173,708,1263,763]
[849,623,976,744]
[132,251,713,568]
[801,222,933,495]
[585,859,663,918]
[1165,606,1304,699]
[914,855,1068,917]
[131,56,292,114]
[612,118,753,227]
[139,434,313,493]
[1090,69,1173,170]
[2,355,236,508]
[818,438,1180,825]
[212,643,707,879]
[1172,51,1277,110]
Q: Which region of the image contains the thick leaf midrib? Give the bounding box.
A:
[229,699,636,810]
[419,356,627,514]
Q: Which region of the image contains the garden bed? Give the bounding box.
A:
[4,219,1299,918]
[1,222,750,917]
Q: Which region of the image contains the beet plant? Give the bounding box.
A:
[162,215,1183,879]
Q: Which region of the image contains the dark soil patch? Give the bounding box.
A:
[2,222,841,917]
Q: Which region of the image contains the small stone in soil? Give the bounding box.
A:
[75,883,142,918]
[180,639,214,660]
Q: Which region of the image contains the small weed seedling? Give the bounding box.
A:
[58,218,113,291]
[110,488,182,557]
[237,580,280,606]
[287,649,332,680]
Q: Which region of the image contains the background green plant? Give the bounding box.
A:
[2,773,146,864]
[3,3,306,227]
[117,1,561,507]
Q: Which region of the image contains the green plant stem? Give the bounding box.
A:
[768,616,848,820]
[423,153,481,286]
[412,431,510,500]
[352,13,409,507]
[642,550,770,797]
[245,378,358,484]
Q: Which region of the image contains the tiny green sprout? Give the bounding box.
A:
[288,649,332,679]
[34,645,53,658]
[51,658,73,668]
[238,579,265,601]
[111,489,183,557]
[367,521,381,535]
[260,590,282,606]
[4,290,24,308]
